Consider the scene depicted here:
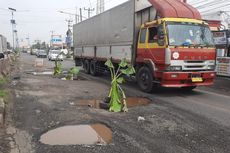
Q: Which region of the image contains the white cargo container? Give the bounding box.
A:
[0,35,7,54]
[73,0,156,64]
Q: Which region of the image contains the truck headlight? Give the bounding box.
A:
[167,66,182,71]
[207,65,215,70]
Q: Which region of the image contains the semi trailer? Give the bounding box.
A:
[73,0,216,92]
[0,35,7,54]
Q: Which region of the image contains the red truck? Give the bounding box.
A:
[73,0,216,92]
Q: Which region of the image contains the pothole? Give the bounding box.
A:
[39,124,112,145]
[76,97,151,109]
[24,70,87,80]
[25,71,53,76]
[59,75,87,81]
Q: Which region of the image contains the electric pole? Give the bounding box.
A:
[14,30,19,49]
[8,7,16,51]
[84,7,95,18]
[26,35,30,47]
[96,0,104,15]
[59,10,79,24]
[79,8,83,22]
[50,30,55,48]
[65,19,73,30]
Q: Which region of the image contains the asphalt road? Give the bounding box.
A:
[1,53,230,153]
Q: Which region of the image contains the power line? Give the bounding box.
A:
[197,0,229,9]
[200,3,230,14]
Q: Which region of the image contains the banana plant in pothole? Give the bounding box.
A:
[53,50,80,80]
[65,67,80,80]
[53,51,66,76]
[105,59,135,112]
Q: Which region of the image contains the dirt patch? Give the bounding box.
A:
[125,97,150,107]
[39,124,112,145]
[91,124,112,144]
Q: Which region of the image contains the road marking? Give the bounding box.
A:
[195,89,230,99]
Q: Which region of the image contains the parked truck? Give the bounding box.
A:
[73,0,216,92]
[0,35,7,53]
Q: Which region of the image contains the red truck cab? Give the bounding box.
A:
[136,18,216,92]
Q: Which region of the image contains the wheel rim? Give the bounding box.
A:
[84,61,89,73]
[140,71,150,89]
[90,63,95,74]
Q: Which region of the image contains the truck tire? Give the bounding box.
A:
[75,58,82,66]
[90,61,97,76]
[137,66,154,93]
[84,60,90,74]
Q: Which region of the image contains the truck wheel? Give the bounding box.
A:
[75,59,82,66]
[90,61,97,76]
[181,86,197,91]
[84,60,90,74]
[137,67,154,93]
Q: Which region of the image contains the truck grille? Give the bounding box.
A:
[171,60,215,71]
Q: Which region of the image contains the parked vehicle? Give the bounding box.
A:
[37,50,47,58]
[31,49,38,55]
[73,0,216,92]
[0,35,7,58]
[213,30,230,77]
[48,50,63,61]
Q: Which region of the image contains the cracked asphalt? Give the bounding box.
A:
[0,53,230,153]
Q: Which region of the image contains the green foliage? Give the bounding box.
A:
[53,51,65,76]
[105,59,135,112]
[105,60,114,69]
[66,67,80,80]
[0,90,7,98]
[0,78,9,85]
[53,61,62,76]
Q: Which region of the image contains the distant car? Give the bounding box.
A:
[48,50,63,61]
[37,50,47,58]
[31,49,38,55]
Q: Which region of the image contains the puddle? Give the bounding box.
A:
[25,71,53,76]
[125,97,150,107]
[76,97,151,109]
[40,124,112,145]
[59,75,87,81]
[33,71,53,75]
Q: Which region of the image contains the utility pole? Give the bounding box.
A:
[79,8,83,22]
[65,19,73,30]
[96,0,104,15]
[14,30,19,49]
[26,35,30,47]
[50,30,55,48]
[75,7,79,23]
[84,7,95,18]
[8,7,16,51]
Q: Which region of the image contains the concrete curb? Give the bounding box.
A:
[0,98,5,126]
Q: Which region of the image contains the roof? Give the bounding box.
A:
[148,0,201,20]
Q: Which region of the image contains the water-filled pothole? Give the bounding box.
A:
[40,124,112,145]
[76,97,151,109]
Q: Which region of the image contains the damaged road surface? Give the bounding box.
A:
[2,53,230,153]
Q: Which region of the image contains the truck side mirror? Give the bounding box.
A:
[159,31,164,40]
[158,30,165,46]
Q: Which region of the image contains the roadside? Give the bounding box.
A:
[0,54,18,153]
[2,53,230,153]
[199,76,230,96]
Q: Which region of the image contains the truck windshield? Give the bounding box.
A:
[167,22,215,47]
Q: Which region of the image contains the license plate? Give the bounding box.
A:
[192,77,203,82]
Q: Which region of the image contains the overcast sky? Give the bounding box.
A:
[0,0,128,45]
[0,0,229,46]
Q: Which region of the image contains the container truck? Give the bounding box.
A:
[73,0,216,92]
[0,35,7,53]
